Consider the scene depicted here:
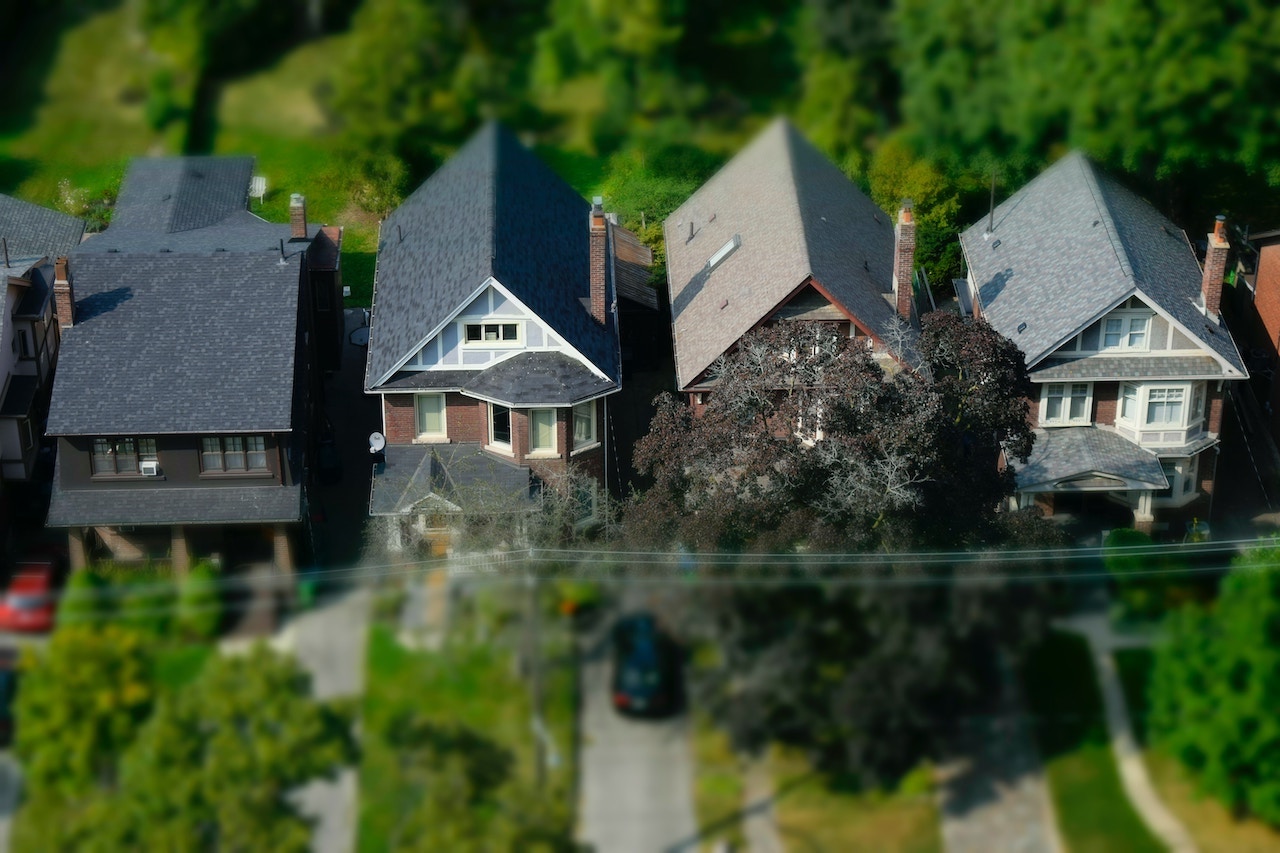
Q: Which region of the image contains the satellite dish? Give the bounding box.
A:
[369,432,386,453]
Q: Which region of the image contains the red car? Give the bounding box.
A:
[0,562,57,632]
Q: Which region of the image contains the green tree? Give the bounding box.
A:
[1150,544,1280,825]
[108,645,355,850]
[57,567,108,627]
[174,561,223,640]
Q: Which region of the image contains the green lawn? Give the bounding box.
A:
[690,711,747,851]
[1022,632,1163,853]
[358,616,576,851]
[0,6,185,208]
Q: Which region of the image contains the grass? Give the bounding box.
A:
[1022,632,1164,853]
[690,711,746,851]
[688,712,940,853]
[358,610,577,851]
[771,749,941,853]
[0,6,182,207]
[1113,648,1280,852]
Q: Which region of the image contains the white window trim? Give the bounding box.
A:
[487,404,514,456]
[527,408,559,458]
[413,393,447,442]
[1153,455,1200,507]
[1115,381,1208,447]
[570,401,599,455]
[461,320,523,347]
[1100,311,1151,353]
[1039,382,1093,427]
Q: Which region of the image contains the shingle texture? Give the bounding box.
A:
[456,352,614,406]
[110,158,255,233]
[961,152,1246,376]
[366,122,619,390]
[1017,427,1167,491]
[666,118,902,390]
[1033,355,1226,381]
[47,251,301,435]
[0,193,84,261]
[369,443,533,515]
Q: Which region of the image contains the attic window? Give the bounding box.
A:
[707,234,741,269]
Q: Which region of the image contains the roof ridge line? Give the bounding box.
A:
[1076,154,1136,284]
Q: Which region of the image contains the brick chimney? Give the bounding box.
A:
[589,196,607,325]
[1201,214,1228,317]
[892,200,916,321]
[53,256,74,330]
[290,193,308,240]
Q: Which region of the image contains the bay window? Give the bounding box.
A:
[530,408,556,453]
[1145,387,1185,426]
[1114,382,1209,446]
[573,401,597,449]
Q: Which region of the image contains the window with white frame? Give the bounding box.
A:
[464,322,520,345]
[414,393,446,440]
[530,408,556,453]
[1145,387,1185,426]
[1101,313,1150,351]
[573,401,597,448]
[489,404,512,448]
[1119,383,1139,423]
[1155,456,1199,504]
[1041,382,1092,425]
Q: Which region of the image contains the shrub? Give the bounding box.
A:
[113,569,176,637]
[174,562,222,640]
[57,568,108,628]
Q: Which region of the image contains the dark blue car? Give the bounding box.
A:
[611,613,681,717]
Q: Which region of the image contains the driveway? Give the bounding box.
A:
[577,608,698,853]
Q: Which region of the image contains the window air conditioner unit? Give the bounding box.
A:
[140,460,160,476]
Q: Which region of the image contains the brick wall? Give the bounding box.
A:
[1201,221,1229,316]
[1206,386,1224,434]
[447,393,486,443]
[383,395,416,444]
[590,211,607,325]
[1093,382,1118,425]
[1255,243,1280,361]
[1025,393,1039,429]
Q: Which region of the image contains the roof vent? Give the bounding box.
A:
[707,234,741,270]
[1017,322,1027,334]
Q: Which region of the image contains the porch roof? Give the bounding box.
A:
[369,443,535,516]
[1016,427,1167,493]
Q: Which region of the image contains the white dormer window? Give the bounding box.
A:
[1041,383,1092,426]
[464,322,520,345]
[1101,313,1149,351]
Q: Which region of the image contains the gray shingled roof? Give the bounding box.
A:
[76,209,297,255]
[961,152,1246,376]
[110,157,255,233]
[665,118,903,390]
[459,352,615,406]
[0,193,85,260]
[46,251,302,435]
[366,122,619,391]
[1032,355,1226,382]
[369,443,534,516]
[47,467,302,526]
[13,260,54,318]
[1016,427,1167,491]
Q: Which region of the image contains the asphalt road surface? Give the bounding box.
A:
[577,614,699,853]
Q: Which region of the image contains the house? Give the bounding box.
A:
[365,122,649,532]
[957,152,1247,532]
[45,157,342,572]
[665,118,918,412]
[0,194,85,482]
[1228,227,1280,443]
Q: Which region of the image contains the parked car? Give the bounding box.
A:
[611,612,682,717]
[0,560,57,635]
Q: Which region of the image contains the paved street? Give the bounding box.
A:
[0,754,19,853]
[577,613,699,853]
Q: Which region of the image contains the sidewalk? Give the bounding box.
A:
[1055,608,1197,853]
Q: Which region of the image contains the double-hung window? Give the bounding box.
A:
[91,437,158,475]
[1145,388,1185,426]
[1101,314,1150,351]
[530,409,557,454]
[202,436,268,472]
[1042,383,1091,426]
[414,393,446,440]
[572,401,597,449]
[489,405,512,449]
[464,322,519,344]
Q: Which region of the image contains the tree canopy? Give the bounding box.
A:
[1150,545,1280,826]
[627,313,1033,552]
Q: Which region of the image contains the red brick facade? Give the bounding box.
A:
[382,393,607,487]
[590,205,607,325]
[1093,382,1118,425]
[1201,216,1229,316]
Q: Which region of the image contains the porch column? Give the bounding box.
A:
[171,525,190,576]
[1133,491,1154,534]
[272,524,295,573]
[67,527,87,571]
